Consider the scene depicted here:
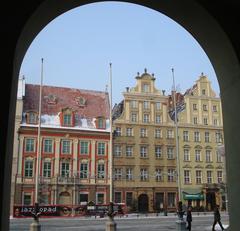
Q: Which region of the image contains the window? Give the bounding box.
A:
[28,112,37,124]
[80,141,89,155]
[203,104,208,111]
[97,164,105,179]
[193,117,198,124]
[143,114,150,123]
[61,140,71,154]
[203,117,208,125]
[202,89,206,95]
[126,168,133,180]
[114,192,122,203]
[213,119,218,126]
[98,118,105,129]
[207,171,212,184]
[25,138,35,152]
[216,151,222,163]
[156,169,163,182]
[156,102,161,110]
[140,146,148,158]
[24,159,33,177]
[168,193,176,207]
[97,142,105,155]
[80,163,88,179]
[143,101,150,109]
[168,169,175,182]
[167,147,174,159]
[96,193,104,204]
[115,127,121,136]
[43,161,51,178]
[61,162,70,177]
[193,104,197,110]
[183,131,189,142]
[79,193,88,204]
[43,139,53,153]
[155,146,162,158]
[155,128,162,138]
[194,131,200,142]
[213,105,217,112]
[126,146,133,157]
[206,150,212,162]
[205,132,210,142]
[196,170,202,184]
[217,171,223,183]
[140,128,147,137]
[167,130,174,139]
[130,100,137,109]
[114,145,122,157]
[126,192,133,206]
[155,115,161,123]
[184,149,190,161]
[215,132,222,143]
[23,193,32,205]
[184,170,191,184]
[142,84,150,93]
[140,168,148,181]
[126,128,133,136]
[195,150,201,162]
[114,168,122,180]
[131,113,137,122]
[63,113,72,126]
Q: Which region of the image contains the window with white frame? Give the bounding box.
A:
[156,102,161,110]
[213,118,218,126]
[202,89,206,95]
[114,168,122,180]
[114,145,122,157]
[28,112,37,124]
[215,132,222,143]
[205,132,210,142]
[23,193,32,205]
[168,193,176,207]
[97,142,105,155]
[43,161,51,178]
[207,170,212,183]
[131,113,137,122]
[217,171,223,183]
[126,127,133,136]
[61,140,71,154]
[25,138,35,152]
[115,127,121,136]
[196,170,202,184]
[184,170,191,184]
[183,149,190,161]
[97,163,105,179]
[80,163,88,179]
[155,128,162,138]
[194,131,200,142]
[155,168,163,182]
[142,84,150,93]
[195,149,201,162]
[61,162,70,177]
[155,146,162,158]
[203,104,207,111]
[143,101,150,109]
[63,113,72,126]
[80,141,89,155]
[143,114,150,123]
[96,193,105,204]
[24,159,33,177]
[183,131,189,142]
[213,105,217,112]
[167,147,174,159]
[140,128,147,137]
[43,138,53,153]
[126,146,133,157]
[155,115,161,123]
[140,168,148,181]
[193,104,197,110]
[216,151,222,163]
[203,117,208,125]
[126,168,133,180]
[206,150,212,162]
[140,146,148,158]
[167,130,174,139]
[193,117,198,124]
[130,100,138,109]
[168,169,175,182]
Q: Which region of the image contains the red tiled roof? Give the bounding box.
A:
[23,84,109,118]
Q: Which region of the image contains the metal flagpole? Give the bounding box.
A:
[30,58,43,230]
[171,68,182,202]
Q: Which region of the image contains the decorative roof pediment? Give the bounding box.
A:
[216,165,223,169]
[205,145,213,149]
[75,96,86,107]
[205,164,214,169]
[195,165,204,169]
[194,145,202,149]
[183,144,191,148]
[45,94,58,105]
[183,164,192,168]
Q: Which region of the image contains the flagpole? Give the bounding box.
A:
[171,68,182,202]
[31,58,43,229]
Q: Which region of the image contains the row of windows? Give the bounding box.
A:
[192,117,220,126]
[183,170,223,184]
[192,103,219,112]
[130,101,162,110]
[24,138,107,155]
[183,149,223,162]
[183,131,222,143]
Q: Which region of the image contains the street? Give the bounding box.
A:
[10,212,229,231]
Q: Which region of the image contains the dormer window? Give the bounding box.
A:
[142,83,150,93]
[26,111,38,124]
[96,117,106,129]
[202,89,206,95]
[75,96,86,107]
[61,108,74,127]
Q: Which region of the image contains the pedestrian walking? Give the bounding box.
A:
[186,206,192,231]
[212,205,225,231]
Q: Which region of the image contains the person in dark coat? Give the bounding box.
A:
[186,206,192,231]
[212,205,225,231]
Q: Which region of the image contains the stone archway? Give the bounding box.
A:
[138,194,149,212]
[2,1,240,230]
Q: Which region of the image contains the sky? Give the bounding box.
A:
[20,1,219,105]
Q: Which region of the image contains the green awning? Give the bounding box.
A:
[183,193,204,200]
